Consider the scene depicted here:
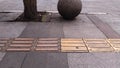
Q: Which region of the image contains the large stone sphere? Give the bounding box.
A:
[57,0,82,19]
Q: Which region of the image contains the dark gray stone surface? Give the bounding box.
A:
[68,53,120,68]
[63,15,106,38]
[21,52,68,68]
[96,14,120,35]
[0,13,21,22]
[21,52,47,68]
[0,22,27,38]
[0,53,5,61]
[87,15,120,38]
[46,53,68,68]
[0,52,28,68]
[20,22,64,38]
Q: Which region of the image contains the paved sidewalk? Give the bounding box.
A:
[0,0,120,68]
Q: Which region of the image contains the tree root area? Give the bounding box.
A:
[13,12,51,22]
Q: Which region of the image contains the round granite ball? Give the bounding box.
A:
[57,0,82,19]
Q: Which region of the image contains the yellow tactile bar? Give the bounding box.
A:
[61,39,88,52]
[0,38,120,52]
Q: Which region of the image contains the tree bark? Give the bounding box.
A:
[23,0,37,19]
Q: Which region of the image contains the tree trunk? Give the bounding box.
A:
[23,0,37,19]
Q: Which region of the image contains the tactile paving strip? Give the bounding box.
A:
[0,38,120,52]
[84,39,114,52]
[0,38,9,51]
[108,39,120,52]
[0,38,60,52]
[35,38,60,52]
[61,39,88,52]
[7,38,34,51]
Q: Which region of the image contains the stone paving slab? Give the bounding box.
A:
[68,53,120,68]
[0,22,27,38]
[19,23,64,38]
[0,52,27,68]
[0,53,5,61]
[0,0,120,68]
[87,15,120,38]
[96,14,120,35]
[0,13,21,22]
[63,15,106,38]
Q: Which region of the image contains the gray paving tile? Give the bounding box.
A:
[0,13,21,22]
[21,52,47,68]
[0,0,3,3]
[68,53,120,68]
[87,15,120,38]
[63,15,106,38]
[0,52,27,68]
[0,22,27,38]
[0,0,58,12]
[21,52,68,68]
[0,0,120,15]
[0,53,5,61]
[20,22,64,38]
[37,0,58,11]
[96,14,120,35]
[0,0,23,12]
[46,53,68,68]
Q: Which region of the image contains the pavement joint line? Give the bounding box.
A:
[0,10,108,15]
[3,38,14,52]
[108,39,120,52]
[58,38,61,52]
[106,39,115,52]
[30,38,39,51]
[0,38,120,52]
[82,38,89,52]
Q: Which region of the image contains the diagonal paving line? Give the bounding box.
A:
[86,14,120,39]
